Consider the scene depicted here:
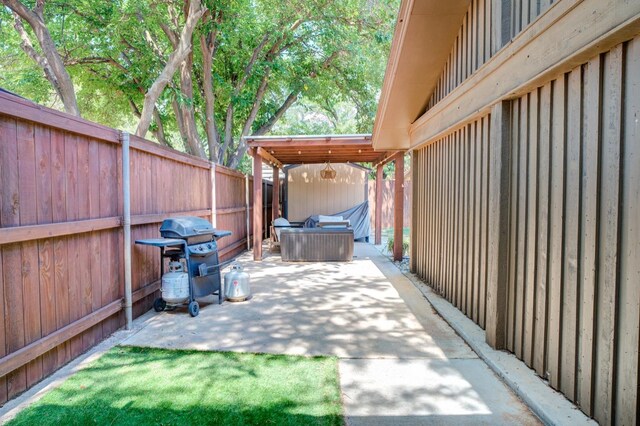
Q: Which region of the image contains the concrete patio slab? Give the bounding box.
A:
[122,243,540,425]
[123,245,475,360]
[340,359,538,425]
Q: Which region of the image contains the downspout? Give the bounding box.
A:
[121,131,133,330]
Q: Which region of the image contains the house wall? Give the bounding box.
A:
[412,115,492,328]
[286,164,367,222]
[410,1,640,423]
[426,0,555,111]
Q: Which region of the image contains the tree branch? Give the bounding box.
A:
[135,0,206,138]
[3,0,80,115]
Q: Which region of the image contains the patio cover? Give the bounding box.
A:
[244,134,405,261]
[245,134,393,165]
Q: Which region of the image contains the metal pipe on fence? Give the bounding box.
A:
[245,174,250,251]
[210,162,217,228]
[121,131,133,330]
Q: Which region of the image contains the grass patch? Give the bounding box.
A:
[9,346,343,426]
[381,227,410,239]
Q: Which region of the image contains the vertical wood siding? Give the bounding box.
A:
[503,39,639,424]
[413,114,492,328]
[426,0,555,110]
[413,35,640,424]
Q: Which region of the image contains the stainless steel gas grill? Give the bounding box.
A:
[135,217,231,317]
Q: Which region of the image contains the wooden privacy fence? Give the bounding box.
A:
[368,177,411,233]
[0,91,266,403]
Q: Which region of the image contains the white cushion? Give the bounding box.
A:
[273,217,290,240]
[318,215,343,223]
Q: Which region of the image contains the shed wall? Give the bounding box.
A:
[286,164,367,222]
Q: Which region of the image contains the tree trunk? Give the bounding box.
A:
[177,51,206,157]
[200,33,221,163]
[135,0,205,139]
[3,0,80,116]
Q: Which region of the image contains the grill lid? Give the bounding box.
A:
[160,216,215,239]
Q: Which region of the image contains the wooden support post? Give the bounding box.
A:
[486,101,512,349]
[375,164,383,245]
[272,166,280,220]
[251,150,263,261]
[393,152,405,262]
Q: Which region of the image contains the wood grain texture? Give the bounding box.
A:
[546,75,565,390]
[534,82,551,377]
[593,44,623,425]
[0,96,261,401]
[615,36,640,426]
[576,54,601,414]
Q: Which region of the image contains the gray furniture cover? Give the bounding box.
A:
[303,201,370,241]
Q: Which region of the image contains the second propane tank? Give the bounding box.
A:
[224,263,251,302]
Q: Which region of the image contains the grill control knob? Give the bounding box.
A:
[207,244,212,249]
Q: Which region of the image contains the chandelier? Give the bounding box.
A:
[320,162,337,179]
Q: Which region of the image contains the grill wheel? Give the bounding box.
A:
[153,298,166,312]
[188,301,200,317]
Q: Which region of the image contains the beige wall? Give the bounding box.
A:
[286,163,367,222]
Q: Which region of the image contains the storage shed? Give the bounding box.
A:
[284,163,368,223]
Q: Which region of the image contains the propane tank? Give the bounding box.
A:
[161,261,190,303]
[224,263,251,302]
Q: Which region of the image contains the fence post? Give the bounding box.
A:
[210,162,217,228]
[486,101,512,349]
[120,131,133,331]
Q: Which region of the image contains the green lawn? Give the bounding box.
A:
[9,346,343,426]
[381,227,410,239]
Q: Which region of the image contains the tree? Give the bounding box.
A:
[135,0,206,146]
[0,0,398,168]
[2,0,80,115]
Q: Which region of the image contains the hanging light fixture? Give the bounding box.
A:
[320,162,337,179]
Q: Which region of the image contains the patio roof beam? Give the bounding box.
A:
[251,149,263,261]
[256,147,283,169]
[373,150,401,168]
[246,134,371,144]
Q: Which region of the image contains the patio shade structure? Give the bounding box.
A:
[245,134,405,261]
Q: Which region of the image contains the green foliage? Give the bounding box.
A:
[9,346,343,426]
[386,235,409,257]
[0,0,399,168]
